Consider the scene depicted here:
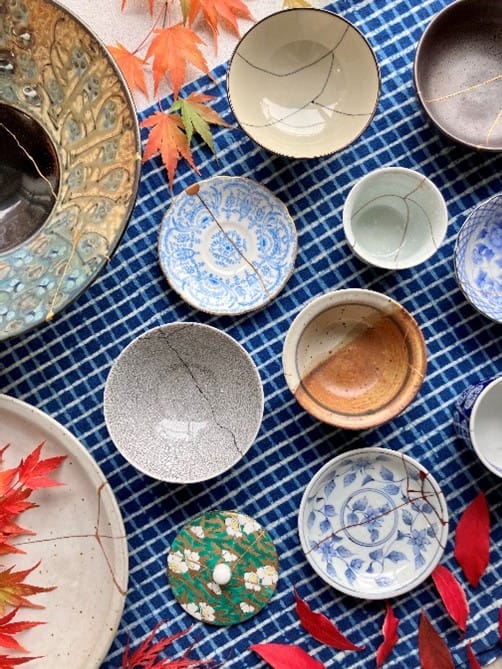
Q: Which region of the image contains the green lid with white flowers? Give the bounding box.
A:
[167,510,279,626]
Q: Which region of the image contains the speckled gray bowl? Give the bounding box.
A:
[104,323,264,483]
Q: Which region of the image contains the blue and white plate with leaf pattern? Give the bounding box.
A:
[454,193,502,324]
[158,176,297,315]
[298,447,449,599]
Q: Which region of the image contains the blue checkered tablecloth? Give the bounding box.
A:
[1,0,501,666]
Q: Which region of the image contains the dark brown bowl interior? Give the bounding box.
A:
[414,0,502,151]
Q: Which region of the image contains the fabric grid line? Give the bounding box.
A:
[0,0,501,667]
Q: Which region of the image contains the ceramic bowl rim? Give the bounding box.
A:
[298,446,449,599]
[282,288,427,429]
[470,375,502,478]
[413,0,502,152]
[0,0,141,341]
[342,166,448,269]
[157,175,298,316]
[453,192,502,323]
[103,322,264,484]
[226,7,381,160]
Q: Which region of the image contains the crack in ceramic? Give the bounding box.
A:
[235,26,373,131]
[104,323,264,483]
[351,177,440,266]
[190,188,271,300]
[424,73,502,148]
[0,0,140,339]
[158,176,297,315]
[147,328,244,457]
[18,481,127,596]
[299,448,448,599]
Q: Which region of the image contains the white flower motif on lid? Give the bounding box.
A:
[183,601,216,623]
[221,549,238,562]
[244,571,261,591]
[168,548,201,573]
[225,515,243,538]
[199,602,216,622]
[257,565,278,586]
[239,514,260,535]
[240,602,256,613]
[167,550,188,574]
[184,602,199,617]
[184,549,201,571]
[207,581,222,596]
[189,524,205,538]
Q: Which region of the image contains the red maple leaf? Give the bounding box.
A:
[0,608,43,653]
[17,443,66,491]
[121,623,216,668]
[145,24,211,98]
[141,110,198,189]
[108,42,148,96]
[293,587,364,651]
[376,602,399,667]
[0,655,38,666]
[454,491,490,587]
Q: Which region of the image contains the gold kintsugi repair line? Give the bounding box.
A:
[424,73,502,103]
[186,184,271,298]
[0,121,58,201]
[486,107,502,146]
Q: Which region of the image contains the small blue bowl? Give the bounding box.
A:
[454,193,502,323]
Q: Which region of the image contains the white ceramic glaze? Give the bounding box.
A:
[104,323,264,483]
[282,289,427,430]
[158,177,297,315]
[454,193,502,323]
[0,394,128,668]
[471,377,502,477]
[454,376,502,478]
[343,167,448,269]
[227,8,379,158]
[299,447,449,599]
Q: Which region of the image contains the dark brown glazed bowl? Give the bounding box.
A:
[414,0,502,151]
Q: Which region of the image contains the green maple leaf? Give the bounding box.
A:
[170,92,232,153]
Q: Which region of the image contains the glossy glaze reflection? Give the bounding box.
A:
[0,104,59,252]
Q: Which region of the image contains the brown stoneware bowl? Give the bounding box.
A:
[282,289,427,430]
[414,0,502,151]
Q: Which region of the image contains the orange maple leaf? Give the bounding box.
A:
[141,110,199,189]
[188,0,253,46]
[0,563,55,615]
[108,42,148,96]
[145,23,210,98]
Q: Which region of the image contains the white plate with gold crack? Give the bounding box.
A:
[0,394,128,668]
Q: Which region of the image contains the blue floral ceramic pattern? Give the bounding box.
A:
[158,177,297,315]
[299,447,449,599]
[454,194,502,323]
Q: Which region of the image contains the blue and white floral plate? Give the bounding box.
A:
[454,193,502,323]
[158,176,297,315]
[298,447,449,599]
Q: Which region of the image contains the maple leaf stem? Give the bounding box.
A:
[133,4,168,55]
